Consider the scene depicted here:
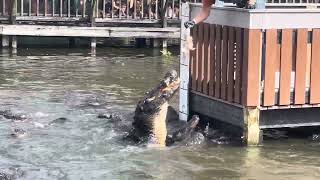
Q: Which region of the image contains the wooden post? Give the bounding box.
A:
[91,37,96,56]
[150,38,161,48]
[11,36,17,49]
[179,3,190,121]
[11,0,18,49]
[243,108,262,146]
[2,36,10,48]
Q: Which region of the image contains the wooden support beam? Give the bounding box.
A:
[243,108,262,146]
[0,25,180,38]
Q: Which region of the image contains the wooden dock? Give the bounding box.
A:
[0,0,195,49]
[179,3,320,145]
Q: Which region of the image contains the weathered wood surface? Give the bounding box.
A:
[279,29,293,106]
[0,25,180,38]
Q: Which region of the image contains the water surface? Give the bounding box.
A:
[0,48,320,180]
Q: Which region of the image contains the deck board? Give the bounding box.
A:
[0,25,180,38]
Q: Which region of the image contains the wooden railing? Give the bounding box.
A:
[0,0,201,20]
[189,23,320,108]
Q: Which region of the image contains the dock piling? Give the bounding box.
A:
[244,108,262,146]
[11,36,17,49]
[2,36,10,48]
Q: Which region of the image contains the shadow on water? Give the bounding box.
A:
[0,47,320,180]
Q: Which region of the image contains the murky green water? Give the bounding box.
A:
[0,48,320,180]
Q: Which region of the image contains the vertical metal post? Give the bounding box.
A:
[179,3,190,121]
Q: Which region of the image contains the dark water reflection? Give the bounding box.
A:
[0,48,320,180]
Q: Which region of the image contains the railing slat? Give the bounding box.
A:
[214,25,222,98]
[156,0,158,19]
[203,23,210,95]
[60,0,62,17]
[37,0,39,16]
[197,23,204,92]
[103,0,106,18]
[263,29,278,106]
[242,29,262,106]
[68,0,70,17]
[53,0,55,16]
[45,0,48,16]
[234,28,243,104]
[221,26,229,100]
[3,0,5,16]
[96,0,99,18]
[310,29,320,104]
[294,29,308,105]
[279,29,293,105]
[21,0,24,16]
[227,27,235,102]
[209,24,216,97]
[191,26,198,91]
[83,0,86,17]
[29,0,32,16]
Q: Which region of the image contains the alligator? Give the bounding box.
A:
[126,70,206,147]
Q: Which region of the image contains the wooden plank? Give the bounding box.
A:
[279,29,293,105]
[0,25,180,38]
[221,26,229,100]
[310,29,320,104]
[263,29,278,106]
[209,24,216,97]
[227,27,235,102]
[197,23,204,92]
[242,29,262,107]
[191,25,198,91]
[234,28,243,104]
[215,25,222,98]
[202,23,210,95]
[294,29,308,105]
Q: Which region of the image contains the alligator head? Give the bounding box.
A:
[132,70,180,147]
